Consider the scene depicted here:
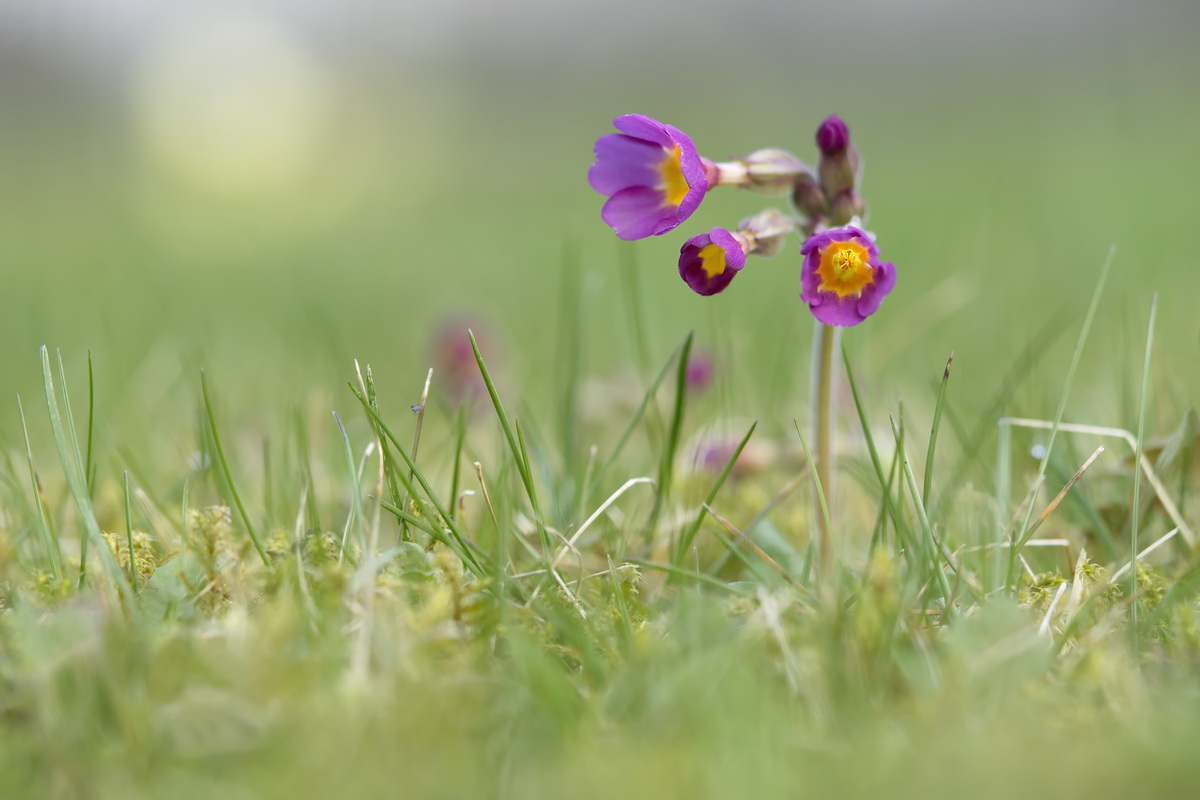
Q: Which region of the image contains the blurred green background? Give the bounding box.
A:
[2,0,1198,450]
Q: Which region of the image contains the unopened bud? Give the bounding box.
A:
[738,148,810,195]
[737,209,794,258]
[828,190,866,226]
[815,115,860,198]
[815,115,850,155]
[790,173,827,221]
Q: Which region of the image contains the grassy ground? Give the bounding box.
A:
[3,25,1200,799]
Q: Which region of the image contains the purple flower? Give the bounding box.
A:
[588,114,709,240]
[799,226,896,326]
[678,228,749,296]
[815,115,850,155]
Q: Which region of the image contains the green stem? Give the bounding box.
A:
[813,321,839,572]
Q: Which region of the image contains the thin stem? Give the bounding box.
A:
[812,321,839,572]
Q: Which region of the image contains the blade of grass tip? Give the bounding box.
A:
[348,382,490,577]
[1009,245,1115,588]
[123,470,138,594]
[793,418,833,574]
[54,349,90,582]
[360,361,403,513]
[1130,292,1158,644]
[200,370,269,566]
[449,404,467,521]
[399,368,434,543]
[40,347,131,603]
[922,352,954,507]
[842,343,914,552]
[673,421,757,567]
[1018,445,1106,548]
[17,394,62,578]
[890,413,954,608]
[334,412,369,561]
[650,328,693,532]
[468,330,547,546]
[590,331,683,495]
[85,350,96,497]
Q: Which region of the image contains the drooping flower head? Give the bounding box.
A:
[588,114,709,240]
[678,228,750,296]
[799,226,896,326]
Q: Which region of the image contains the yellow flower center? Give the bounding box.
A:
[659,144,690,207]
[698,243,727,278]
[816,240,874,297]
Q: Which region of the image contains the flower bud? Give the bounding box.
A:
[815,115,850,155]
[828,190,865,226]
[790,172,827,221]
[815,115,860,199]
[737,208,794,258]
[738,148,811,195]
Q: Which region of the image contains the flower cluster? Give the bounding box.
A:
[588,114,896,326]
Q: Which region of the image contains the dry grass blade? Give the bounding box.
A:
[703,504,813,597]
[1016,445,1105,547]
[1001,417,1195,548]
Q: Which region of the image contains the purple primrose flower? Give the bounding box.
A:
[678,228,749,296]
[588,114,709,240]
[799,226,896,326]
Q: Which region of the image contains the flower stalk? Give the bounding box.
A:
[812,320,839,571]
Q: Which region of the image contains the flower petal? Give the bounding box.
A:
[602,187,675,240]
[612,114,673,147]
[588,133,664,195]
[856,261,897,318]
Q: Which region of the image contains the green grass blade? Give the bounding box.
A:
[85,350,96,497]
[794,417,834,566]
[200,370,270,566]
[650,329,693,532]
[922,352,953,507]
[40,346,131,603]
[17,393,61,578]
[348,382,491,577]
[890,413,954,607]
[1008,245,1115,587]
[123,470,138,594]
[469,329,547,551]
[333,412,368,560]
[673,421,757,567]
[1130,293,1158,643]
[590,332,684,496]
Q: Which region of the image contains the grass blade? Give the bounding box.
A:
[40,346,131,603]
[650,329,693,532]
[17,393,61,577]
[200,369,270,566]
[1008,245,1115,587]
[673,421,757,566]
[922,352,954,506]
[1130,293,1158,642]
[469,329,548,552]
